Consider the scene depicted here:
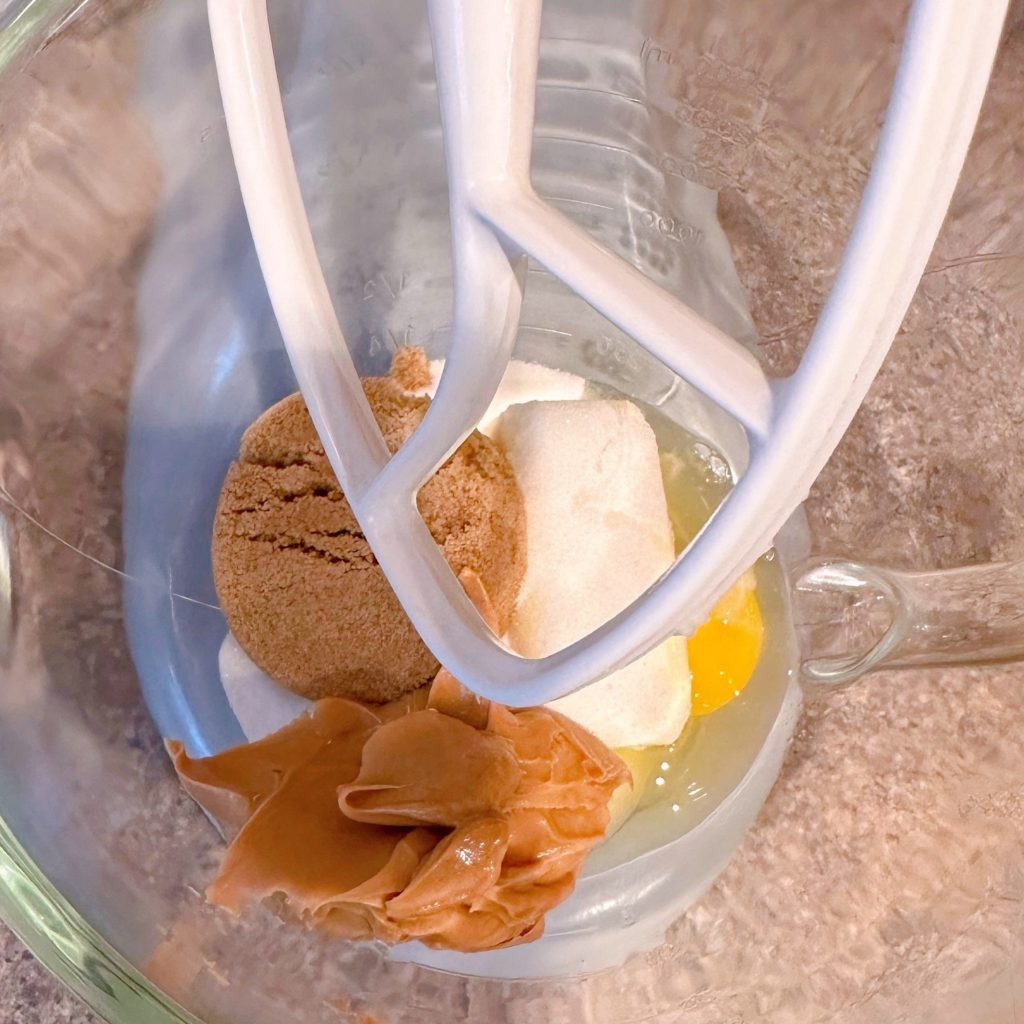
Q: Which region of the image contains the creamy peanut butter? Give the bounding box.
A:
[169,675,629,952]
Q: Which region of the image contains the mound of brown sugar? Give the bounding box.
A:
[212,350,526,703]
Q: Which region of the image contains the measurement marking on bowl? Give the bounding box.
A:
[532,132,636,158]
[537,81,644,106]
[544,195,616,212]
[638,209,705,247]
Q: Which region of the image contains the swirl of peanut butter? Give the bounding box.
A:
[168,673,629,952]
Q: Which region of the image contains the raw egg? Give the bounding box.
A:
[687,569,764,716]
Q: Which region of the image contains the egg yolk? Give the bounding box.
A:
[687,571,764,716]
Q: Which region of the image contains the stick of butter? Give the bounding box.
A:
[493,399,691,749]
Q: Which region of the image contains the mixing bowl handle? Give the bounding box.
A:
[789,558,1024,685]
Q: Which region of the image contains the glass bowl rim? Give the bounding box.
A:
[0,7,188,1020]
[0,0,190,1014]
[0,813,195,1023]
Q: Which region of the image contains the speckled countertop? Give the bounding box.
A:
[0,927,96,1024]
[3,0,1024,1022]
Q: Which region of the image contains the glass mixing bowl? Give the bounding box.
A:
[2,0,1024,1021]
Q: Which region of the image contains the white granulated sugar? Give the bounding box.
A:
[493,399,690,748]
[220,632,311,741]
[412,358,586,437]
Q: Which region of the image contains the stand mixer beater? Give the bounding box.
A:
[206,0,1009,704]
